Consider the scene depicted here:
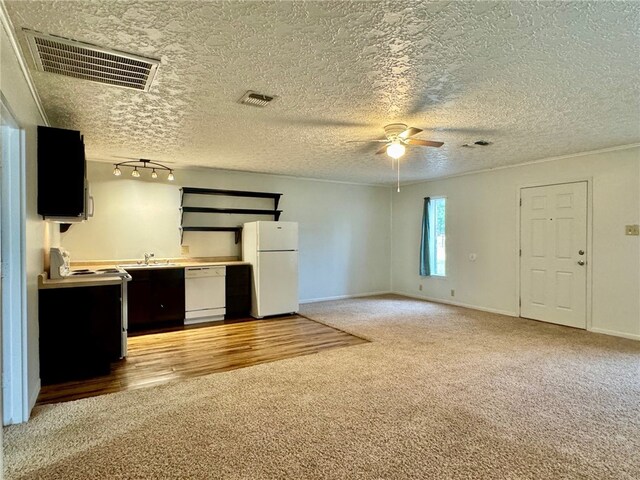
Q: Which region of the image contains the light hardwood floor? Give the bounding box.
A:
[37,315,367,405]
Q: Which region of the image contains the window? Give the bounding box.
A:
[419,197,446,277]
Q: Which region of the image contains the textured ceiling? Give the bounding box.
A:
[5,1,640,185]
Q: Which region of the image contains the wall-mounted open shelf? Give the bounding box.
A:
[181,206,282,219]
[180,187,283,244]
[181,187,282,208]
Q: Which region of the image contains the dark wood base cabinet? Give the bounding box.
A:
[39,284,122,386]
[127,268,185,332]
[225,265,251,319]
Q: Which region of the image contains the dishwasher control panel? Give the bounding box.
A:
[185,266,226,278]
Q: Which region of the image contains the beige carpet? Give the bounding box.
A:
[5,295,640,479]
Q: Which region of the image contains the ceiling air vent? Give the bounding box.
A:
[238,91,276,107]
[23,29,159,92]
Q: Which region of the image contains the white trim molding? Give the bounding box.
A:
[589,328,640,342]
[402,143,640,187]
[0,0,49,125]
[392,292,518,317]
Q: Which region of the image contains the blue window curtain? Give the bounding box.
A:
[419,197,431,276]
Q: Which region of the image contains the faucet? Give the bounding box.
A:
[144,252,155,265]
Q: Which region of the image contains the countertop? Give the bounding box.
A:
[39,259,251,289]
[110,260,250,270]
[73,257,250,270]
[38,273,126,290]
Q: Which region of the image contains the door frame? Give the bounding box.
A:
[0,94,29,424]
[515,178,593,331]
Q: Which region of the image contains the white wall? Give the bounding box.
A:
[1,14,51,416]
[62,162,392,302]
[392,147,640,339]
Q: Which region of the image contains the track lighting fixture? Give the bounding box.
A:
[112,159,175,182]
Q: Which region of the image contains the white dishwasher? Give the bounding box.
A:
[185,266,226,325]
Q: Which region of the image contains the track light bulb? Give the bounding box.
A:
[113,166,122,176]
[386,142,405,160]
[167,171,175,181]
[151,169,158,179]
[131,168,140,178]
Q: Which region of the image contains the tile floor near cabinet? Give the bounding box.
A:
[37,315,368,405]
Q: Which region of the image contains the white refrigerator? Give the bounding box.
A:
[242,221,299,318]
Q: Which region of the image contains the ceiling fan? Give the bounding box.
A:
[356,123,444,159]
[352,123,444,191]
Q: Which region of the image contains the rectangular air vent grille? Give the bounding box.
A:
[24,30,159,92]
[239,91,276,107]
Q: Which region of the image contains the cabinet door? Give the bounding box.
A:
[225,265,251,319]
[127,270,153,331]
[151,268,185,324]
[37,126,86,218]
[39,285,121,385]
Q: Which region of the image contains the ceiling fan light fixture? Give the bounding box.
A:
[386,142,406,160]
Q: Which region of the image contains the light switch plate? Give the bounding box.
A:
[181,245,190,255]
[625,225,639,236]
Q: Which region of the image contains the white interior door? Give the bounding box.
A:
[520,182,587,328]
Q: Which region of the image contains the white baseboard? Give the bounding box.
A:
[300,291,392,305]
[392,291,518,317]
[396,292,640,341]
[588,327,640,341]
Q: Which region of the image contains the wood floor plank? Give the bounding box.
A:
[37,315,367,405]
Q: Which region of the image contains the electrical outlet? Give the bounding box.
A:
[181,245,190,255]
[625,224,639,236]
[419,284,423,291]
[450,289,455,297]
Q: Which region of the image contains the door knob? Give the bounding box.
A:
[577,260,585,266]
[578,250,585,255]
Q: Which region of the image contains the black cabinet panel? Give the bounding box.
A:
[128,268,185,332]
[39,285,121,385]
[225,265,251,319]
[37,126,86,218]
[127,270,153,329]
[152,269,185,324]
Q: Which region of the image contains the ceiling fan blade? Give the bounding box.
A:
[398,127,423,139]
[406,139,444,148]
[376,144,389,155]
[346,139,389,143]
